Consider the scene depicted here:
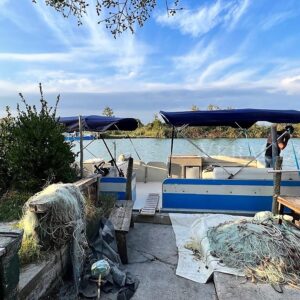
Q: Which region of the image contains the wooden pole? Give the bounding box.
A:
[272,156,283,214]
[125,157,133,200]
[168,126,175,177]
[271,124,278,169]
[79,115,84,178]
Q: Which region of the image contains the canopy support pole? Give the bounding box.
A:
[271,124,279,169]
[79,115,84,178]
[168,126,175,177]
[100,136,121,176]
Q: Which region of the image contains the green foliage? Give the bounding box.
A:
[0,109,14,195]
[102,106,114,117]
[2,84,77,193]
[38,1,181,37]
[100,104,294,139]
[191,105,199,111]
[0,191,32,222]
[18,236,41,266]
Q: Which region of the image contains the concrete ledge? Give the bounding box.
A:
[19,246,70,300]
[133,212,171,225]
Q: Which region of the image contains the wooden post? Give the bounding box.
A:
[115,232,128,264]
[125,157,133,200]
[272,156,283,214]
[113,141,116,163]
[271,124,278,169]
[168,126,175,178]
[79,115,84,178]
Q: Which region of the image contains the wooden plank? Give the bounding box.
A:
[109,200,133,232]
[75,175,99,190]
[29,176,99,213]
[115,232,128,264]
[140,193,159,216]
[277,196,300,214]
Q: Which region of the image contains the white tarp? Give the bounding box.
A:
[169,213,249,283]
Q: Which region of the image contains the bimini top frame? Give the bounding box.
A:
[59,115,138,132]
[160,108,300,178]
[59,115,138,178]
[160,108,300,129]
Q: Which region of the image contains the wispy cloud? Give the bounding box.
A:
[173,41,216,71]
[155,0,250,37]
[226,0,250,30]
[261,11,297,31]
[0,52,72,62]
[195,56,241,84]
[2,0,300,121]
[280,75,300,95]
[0,0,36,33]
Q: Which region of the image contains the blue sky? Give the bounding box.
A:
[1,0,300,122]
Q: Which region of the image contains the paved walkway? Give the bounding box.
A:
[126,223,217,300]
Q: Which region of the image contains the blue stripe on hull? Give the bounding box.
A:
[100,177,127,183]
[163,178,300,187]
[162,193,273,212]
[100,191,126,200]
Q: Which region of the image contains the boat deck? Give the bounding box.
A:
[134,182,162,211]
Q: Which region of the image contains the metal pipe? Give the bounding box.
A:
[100,136,121,176]
[79,115,84,178]
[271,124,278,169]
[168,126,175,177]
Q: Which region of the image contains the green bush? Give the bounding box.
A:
[0,109,14,195]
[0,191,32,222]
[2,84,77,193]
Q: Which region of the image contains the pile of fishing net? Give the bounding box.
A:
[207,212,300,287]
[20,183,87,290]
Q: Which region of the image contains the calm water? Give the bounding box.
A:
[71,138,300,168]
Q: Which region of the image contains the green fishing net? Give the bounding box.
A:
[207,212,300,287]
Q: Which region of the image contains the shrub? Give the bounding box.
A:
[0,191,32,222]
[0,109,14,195]
[3,84,77,192]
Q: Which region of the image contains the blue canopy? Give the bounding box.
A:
[58,115,138,132]
[160,109,300,129]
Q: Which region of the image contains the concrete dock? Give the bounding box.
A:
[40,221,300,300]
[120,222,299,300]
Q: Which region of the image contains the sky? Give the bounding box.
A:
[0,0,300,122]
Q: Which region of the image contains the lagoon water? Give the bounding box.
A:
[71,138,300,168]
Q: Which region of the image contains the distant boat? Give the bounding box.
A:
[64,135,96,141]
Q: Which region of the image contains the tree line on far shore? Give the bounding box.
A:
[102,105,300,139]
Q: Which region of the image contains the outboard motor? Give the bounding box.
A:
[94,161,110,176]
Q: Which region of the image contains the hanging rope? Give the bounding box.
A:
[114,125,142,161]
[127,135,142,160]
[235,122,253,156]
